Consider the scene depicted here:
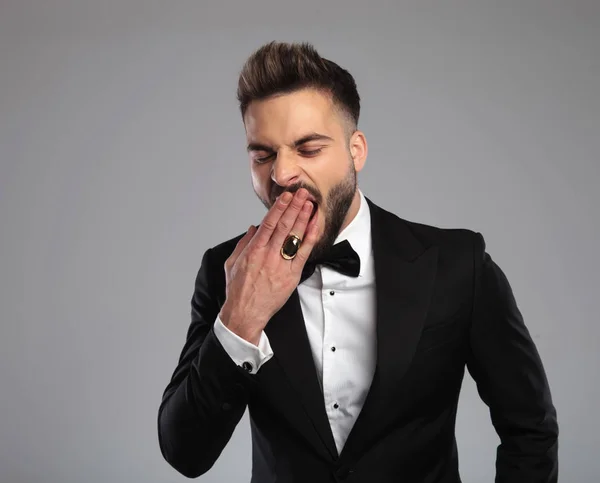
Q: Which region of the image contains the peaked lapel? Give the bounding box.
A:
[338,198,439,460]
[262,196,439,462]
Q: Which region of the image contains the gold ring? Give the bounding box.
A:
[281,233,302,260]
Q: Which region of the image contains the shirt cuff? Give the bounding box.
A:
[213,314,274,374]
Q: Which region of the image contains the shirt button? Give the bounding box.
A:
[241,361,253,372]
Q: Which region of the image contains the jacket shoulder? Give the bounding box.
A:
[372,200,481,255]
[403,216,480,253]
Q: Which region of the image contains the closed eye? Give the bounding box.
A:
[254,148,322,163]
[299,148,322,157]
[255,153,276,163]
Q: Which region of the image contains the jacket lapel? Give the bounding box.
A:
[338,197,439,460]
[367,197,439,389]
[263,290,339,460]
[261,196,439,462]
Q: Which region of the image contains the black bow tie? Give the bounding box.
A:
[300,239,361,283]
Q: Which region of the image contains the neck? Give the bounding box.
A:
[338,189,362,234]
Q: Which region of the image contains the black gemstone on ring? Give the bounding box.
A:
[282,235,301,258]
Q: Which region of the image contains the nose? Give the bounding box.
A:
[270,151,301,187]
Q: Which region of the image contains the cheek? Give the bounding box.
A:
[250,166,270,192]
[311,205,326,234]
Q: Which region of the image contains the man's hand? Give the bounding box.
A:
[219,188,319,345]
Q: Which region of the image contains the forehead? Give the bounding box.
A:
[244,88,341,143]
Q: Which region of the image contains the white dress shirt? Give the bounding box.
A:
[214,189,377,454]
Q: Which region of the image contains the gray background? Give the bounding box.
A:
[1,1,598,482]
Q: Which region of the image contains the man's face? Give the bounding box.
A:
[244,88,365,260]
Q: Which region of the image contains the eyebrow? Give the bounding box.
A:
[246,133,334,152]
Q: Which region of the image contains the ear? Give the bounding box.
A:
[349,130,368,173]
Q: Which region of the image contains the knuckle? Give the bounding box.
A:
[298,209,310,220]
[294,252,306,264]
[270,204,285,217]
[278,218,293,232]
[262,219,277,231]
[246,247,260,263]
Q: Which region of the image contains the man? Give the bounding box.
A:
[157,41,558,482]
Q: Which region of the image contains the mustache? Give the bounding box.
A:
[271,183,322,205]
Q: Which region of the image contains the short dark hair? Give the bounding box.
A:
[237,41,360,132]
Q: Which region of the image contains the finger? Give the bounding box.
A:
[268,188,309,251]
[227,225,256,267]
[292,209,319,267]
[286,199,313,246]
[252,192,293,248]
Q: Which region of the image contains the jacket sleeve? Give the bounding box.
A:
[157,248,259,478]
[466,232,559,483]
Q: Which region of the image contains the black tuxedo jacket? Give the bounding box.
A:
[158,197,558,482]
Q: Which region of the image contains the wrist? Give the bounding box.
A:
[219,304,262,346]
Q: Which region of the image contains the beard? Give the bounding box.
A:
[256,158,357,263]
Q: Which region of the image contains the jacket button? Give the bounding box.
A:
[336,467,354,479]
